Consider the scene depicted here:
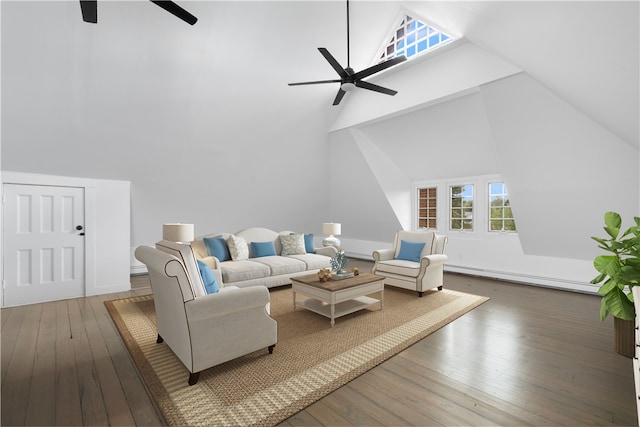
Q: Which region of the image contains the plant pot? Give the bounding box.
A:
[614,317,635,358]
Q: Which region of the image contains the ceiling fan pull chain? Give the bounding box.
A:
[346,0,350,69]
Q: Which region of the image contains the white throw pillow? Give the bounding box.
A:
[227,234,249,261]
[280,233,306,255]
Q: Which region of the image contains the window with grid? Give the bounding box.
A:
[378,15,453,63]
[450,184,473,231]
[488,182,516,232]
[417,187,437,229]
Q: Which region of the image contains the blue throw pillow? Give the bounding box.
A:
[304,234,315,254]
[203,236,231,262]
[396,240,426,262]
[196,260,219,294]
[251,241,277,258]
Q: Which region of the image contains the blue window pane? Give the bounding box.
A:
[407,45,416,57]
[429,34,439,47]
[442,34,450,42]
[407,33,416,45]
[417,40,427,52]
[408,21,416,31]
[418,27,427,39]
[417,22,425,28]
[397,39,404,49]
[428,27,436,36]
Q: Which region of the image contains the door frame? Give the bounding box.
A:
[1,172,97,307]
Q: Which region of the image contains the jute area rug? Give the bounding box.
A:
[105,286,488,427]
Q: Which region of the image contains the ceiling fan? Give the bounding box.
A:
[80,0,198,25]
[288,0,406,106]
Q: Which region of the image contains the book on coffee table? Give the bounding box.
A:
[332,272,355,280]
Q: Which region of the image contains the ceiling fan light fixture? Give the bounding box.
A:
[341,82,356,92]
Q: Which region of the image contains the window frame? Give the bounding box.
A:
[488,181,517,233]
[449,183,474,232]
[416,186,438,230]
[413,174,517,237]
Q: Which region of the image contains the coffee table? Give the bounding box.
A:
[291,273,384,327]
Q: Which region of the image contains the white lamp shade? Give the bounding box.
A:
[163,223,194,243]
[322,222,341,236]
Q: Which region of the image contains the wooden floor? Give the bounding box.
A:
[1,259,637,426]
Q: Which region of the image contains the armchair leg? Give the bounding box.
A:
[438,286,443,291]
[268,344,275,354]
[188,372,200,386]
[156,334,164,344]
[418,291,424,297]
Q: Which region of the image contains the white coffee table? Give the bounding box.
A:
[291,273,384,327]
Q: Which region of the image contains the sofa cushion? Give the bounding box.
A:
[394,230,435,259]
[375,259,421,278]
[286,253,331,270]
[203,236,231,262]
[251,241,277,258]
[221,260,270,283]
[280,233,306,255]
[304,234,315,254]
[396,240,426,262]
[252,256,306,276]
[227,235,249,261]
[197,260,220,294]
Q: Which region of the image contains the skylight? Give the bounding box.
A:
[377,15,454,63]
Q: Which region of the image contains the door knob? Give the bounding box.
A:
[76,225,83,231]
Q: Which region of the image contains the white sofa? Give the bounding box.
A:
[191,227,338,288]
[372,230,448,297]
[135,244,277,386]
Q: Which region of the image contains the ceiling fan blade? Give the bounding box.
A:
[353,55,407,80]
[289,79,342,86]
[333,88,347,105]
[80,0,97,23]
[318,48,349,79]
[149,1,198,25]
[355,80,398,96]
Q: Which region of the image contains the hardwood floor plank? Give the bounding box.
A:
[1,305,25,385]
[25,300,57,426]
[89,292,163,426]
[0,304,42,426]
[68,298,109,425]
[78,296,136,426]
[55,299,83,426]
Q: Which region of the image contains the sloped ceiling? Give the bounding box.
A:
[331,1,638,147]
[403,1,638,148]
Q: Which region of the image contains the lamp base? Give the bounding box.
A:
[323,235,341,248]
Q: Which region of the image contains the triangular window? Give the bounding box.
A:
[378,15,454,63]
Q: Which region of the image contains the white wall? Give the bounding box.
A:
[481,73,639,261]
[1,1,334,258]
[329,71,639,293]
[1,172,131,304]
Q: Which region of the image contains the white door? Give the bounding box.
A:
[3,184,85,306]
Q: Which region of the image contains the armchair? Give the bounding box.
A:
[134,245,277,385]
[372,230,448,297]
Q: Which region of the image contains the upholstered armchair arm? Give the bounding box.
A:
[185,286,270,321]
[316,246,338,257]
[419,254,448,269]
[373,248,395,262]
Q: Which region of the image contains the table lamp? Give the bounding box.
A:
[322,222,341,247]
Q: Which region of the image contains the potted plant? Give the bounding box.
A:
[591,211,640,357]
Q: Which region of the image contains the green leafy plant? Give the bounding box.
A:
[591,212,640,321]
